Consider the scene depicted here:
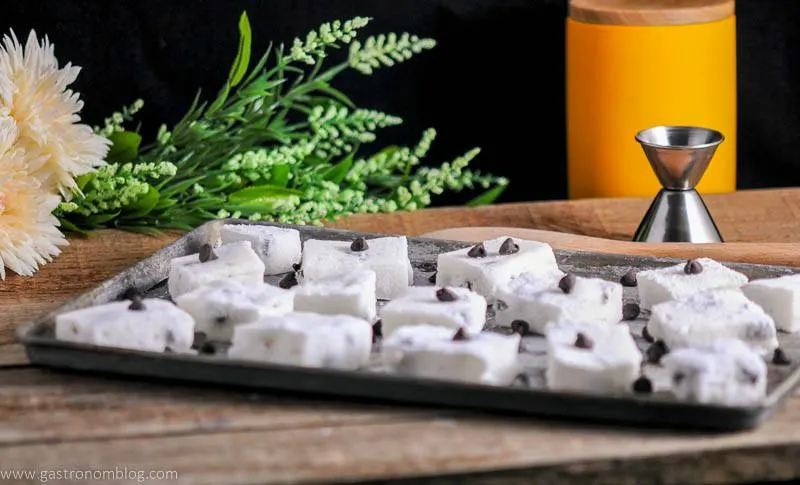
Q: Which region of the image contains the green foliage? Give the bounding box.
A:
[59,11,507,234]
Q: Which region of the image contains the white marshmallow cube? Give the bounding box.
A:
[495,274,622,335]
[228,312,372,370]
[647,289,779,356]
[637,257,748,309]
[300,236,412,300]
[436,236,561,304]
[661,339,767,407]
[545,320,642,394]
[742,274,800,333]
[382,324,522,386]
[379,286,487,337]
[174,279,294,342]
[55,299,195,353]
[220,224,301,275]
[293,267,377,321]
[168,241,265,298]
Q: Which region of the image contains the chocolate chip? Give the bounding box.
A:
[684,259,703,275]
[214,315,228,326]
[128,296,146,311]
[465,281,473,291]
[622,302,640,321]
[350,237,369,252]
[632,376,653,394]
[191,331,208,350]
[740,368,759,385]
[452,328,469,341]
[559,273,577,294]
[436,287,458,302]
[199,341,217,355]
[199,244,218,263]
[512,373,530,387]
[574,332,593,349]
[646,340,670,364]
[428,272,437,284]
[279,272,298,289]
[773,348,792,366]
[494,300,509,311]
[620,270,638,287]
[510,320,530,336]
[292,262,302,272]
[467,243,487,258]
[673,372,686,385]
[372,320,383,343]
[165,330,175,345]
[498,238,519,255]
[641,326,655,343]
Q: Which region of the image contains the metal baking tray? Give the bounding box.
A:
[15,220,800,431]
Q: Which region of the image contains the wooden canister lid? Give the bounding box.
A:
[569,0,735,26]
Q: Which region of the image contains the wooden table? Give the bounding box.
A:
[4,188,800,484]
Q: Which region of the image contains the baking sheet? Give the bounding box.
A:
[15,220,800,431]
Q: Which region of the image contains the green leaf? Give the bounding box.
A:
[228,185,303,204]
[316,82,355,108]
[86,211,122,226]
[159,175,207,198]
[324,153,354,184]
[466,184,507,207]
[154,197,178,210]
[58,218,91,236]
[76,173,94,192]
[227,11,252,88]
[206,82,231,117]
[106,131,142,164]
[125,185,160,217]
[271,164,291,187]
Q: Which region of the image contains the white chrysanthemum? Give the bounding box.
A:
[0,116,67,279]
[0,30,109,197]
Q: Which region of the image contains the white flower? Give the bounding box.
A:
[0,30,109,197]
[0,116,67,279]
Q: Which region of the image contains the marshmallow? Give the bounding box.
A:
[742,274,800,333]
[228,312,372,370]
[174,279,294,342]
[494,274,622,335]
[293,267,377,321]
[382,324,522,386]
[661,339,767,407]
[545,320,642,394]
[300,236,412,300]
[55,299,195,353]
[647,289,779,356]
[168,241,265,298]
[637,257,748,309]
[435,236,561,304]
[379,286,487,337]
[220,224,302,275]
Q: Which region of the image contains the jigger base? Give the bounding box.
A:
[632,189,723,243]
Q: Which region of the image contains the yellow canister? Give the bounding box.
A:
[566,0,737,199]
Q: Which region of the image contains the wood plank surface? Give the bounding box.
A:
[3,188,800,484]
[2,398,800,485]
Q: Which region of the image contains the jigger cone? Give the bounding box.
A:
[632,126,725,243]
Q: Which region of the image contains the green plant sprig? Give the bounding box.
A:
[57,12,508,234]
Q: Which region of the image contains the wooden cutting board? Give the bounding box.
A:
[422,227,800,268]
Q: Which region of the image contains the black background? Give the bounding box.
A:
[5,0,800,205]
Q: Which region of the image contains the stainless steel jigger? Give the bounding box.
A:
[632,126,725,243]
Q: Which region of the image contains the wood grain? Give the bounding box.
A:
[423,227,800,267]
[569,0,735,25]
[2,398,800,485]
[0,369,437,446]
[329,188,800,243]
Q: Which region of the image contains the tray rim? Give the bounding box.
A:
[14,219,800,432]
